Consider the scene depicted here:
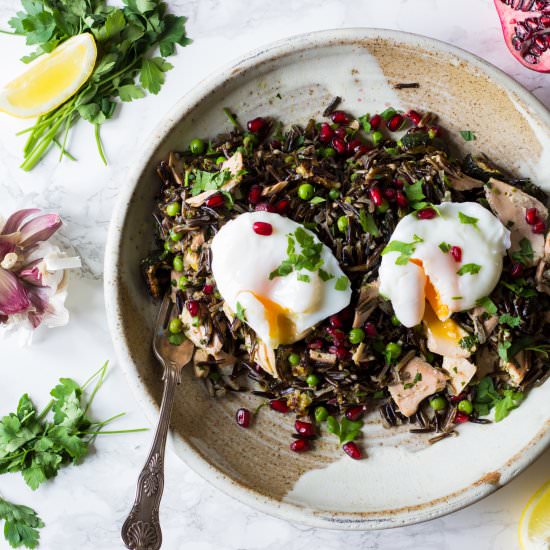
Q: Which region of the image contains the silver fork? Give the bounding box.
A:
[121,294,194,550]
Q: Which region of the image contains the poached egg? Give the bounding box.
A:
[211,212,352,349]
[379,202,510,331]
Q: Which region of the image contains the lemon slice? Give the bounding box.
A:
[519,480,550,550]
[0,33,97,119]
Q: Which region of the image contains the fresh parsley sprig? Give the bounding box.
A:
[0,362,146,490]
[8,0,190,170]
[326,416,363,445]
[473,377,523,421]
[381,234,424,265]
[0,497,44,549]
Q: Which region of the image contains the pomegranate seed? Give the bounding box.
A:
[417,208,437,220]
[364,322,377,337]
[393,177,406,188]
[343,441,362,459]
[203,284,214,295]
[253,221,273,236]
[248,185,263,205]
[396,191,408,208]
[270,139,282,149]
[383,188,396,201]
[533,221,546,234]
[331,137,347,154]
[345,406,365,421]
[354,145,370,157]
[454,412,469,424]
[406,110,422,125]
[450,246,462,263]
[187,299,199,317]
[334,127,347,139]
[369,187,383,206]
[326,327,346,344]
[329,345,350,361]
[329,314,344,328]
[510,262,524,278]
[307,338,324,350]
[387,113,404,132]
[255,202,276,213]
[450,392,466,404]
[330,110,349,125]
[346,138,363,154]
[275,199,290,215]
[206,193,224,208]
[269,399,289,413]
[236,408,251,428]
[290,439,310,453]
[319,123,334,143]
[295,420,315,437]
[247,117,266,133]
[370,114,382,130]
[525,207,539,225]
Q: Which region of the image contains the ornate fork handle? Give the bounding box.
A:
[121,365,181,550]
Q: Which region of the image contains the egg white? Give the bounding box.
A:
[379,202,511,328]
[210,212,352,348]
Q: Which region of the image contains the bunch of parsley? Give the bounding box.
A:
[0,497,43,549]
[6,0,190,170]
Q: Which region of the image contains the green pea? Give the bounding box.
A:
[390,314,401,327]
[329,189,340,200]
[385,342,402,360]
[189,138,205,155]
[322,147,336,158]
[457,399,473,415]
[170,230,183,242]
[168,333,185,346]
[372,130,384,145]
[337,215,349,233]
[306,374,320,387]
[429,396,447,411]
[177,276,188,289]
[169,318,183,334]
[298,183,314,200]
[173,255,184,272]
[166,202,181,217]
[216,156,226,165]
[377,200,390,213]
[348,328,365,344]
[288,353,300,366]
[314,406,329,422]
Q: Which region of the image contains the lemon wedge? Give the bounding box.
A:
[0,33,97,119]
[519,480,550,550]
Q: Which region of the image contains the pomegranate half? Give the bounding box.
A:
[494,0,550,72]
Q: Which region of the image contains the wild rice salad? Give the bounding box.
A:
[143,100,550,460]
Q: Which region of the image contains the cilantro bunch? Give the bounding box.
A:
[0,362,145,490]
[7,0,190,170]
[0,497,43,549]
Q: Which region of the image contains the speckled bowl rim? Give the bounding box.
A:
[105,28,550,530]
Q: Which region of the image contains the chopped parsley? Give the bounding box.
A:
[318,269,334,282]
[310,196,326,205]
[326,416,363,445]
[439,242,452,253]
[457,263,481,276]
[380,107,397,121]
[511,238,534,266]
[334,276,349,291]
[297,273,311,283]
[499,314,521,328]
[190,169,231,195]
[476,296,498,315]
[358,113,371,133]
[452,296,463,300]
[359,209,380,236]
[235,302,247,322]
[403,178,426,204]
[458,211,479,228]
[500,279,537,298]
[498,339,512,362]
[403,372,422,389]
[382,234,424,266]
[459,130,476,141]
[459,334,478,351]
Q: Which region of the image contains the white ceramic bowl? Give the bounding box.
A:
[105,29,550,529]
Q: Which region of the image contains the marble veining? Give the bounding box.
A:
[0,0,548,548]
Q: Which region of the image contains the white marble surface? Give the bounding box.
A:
[0,0,548,548]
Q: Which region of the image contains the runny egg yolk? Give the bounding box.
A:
[422,302,464,343]
[409,258,449,320]
[251,292,297,345]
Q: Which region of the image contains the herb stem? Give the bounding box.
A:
[94,124,107,165]
[79,428,148,435]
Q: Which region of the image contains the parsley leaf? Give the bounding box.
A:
[403,372,422,390]
[403,179,426,204]
[326,416,363,445]
[358,114,371,133]
[359,210,380,236]
[473,377,524,421]
[235,302,246,322]
[458,211,479,228]
[498,340,512,362]
[380,107,397,121]
[382,234,424,265]
[439,242,451,253]
[318,269,334,282]
[494,389,524,422]
[140,57,174,94]
[457,263,481,276]
[499,314,521,328]
[459,334,478,351]
[476,296,497,316]
[500,279,537,298]
[334,276,349,291]
[309,196,326,205]
[190,169,231,196]
[0,497,44,549]
[459,130,476,141]
[511,238,534,266]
